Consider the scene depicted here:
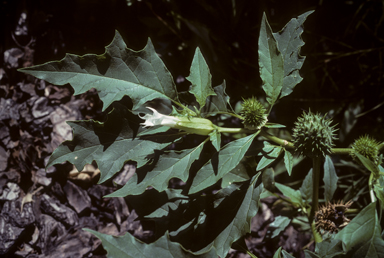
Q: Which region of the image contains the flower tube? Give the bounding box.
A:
[140,107,216,135]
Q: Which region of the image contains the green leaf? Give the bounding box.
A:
[201,81,231,116]
[262,168,275,192]
[269,216,291,238]
[273,247,283,258]
[144,189,188,219]
[209,130,221,152]
[284,150,293,176]
[313,238,345,258]
[374,174,384,211]
[210,175,262,257]
[175,174,263,257]
[300,169,313,203]
[221,161,250,188]
[304,251,320,258]
[323,156,338,202]
[47,105,180,183]
[19,31,178,111]
[335,202,384,257]
[189,133,258,194]
[187,47,216,110]
[282,250,296,258]
[256,143,283,171]
[84,229,217,258]
[258,13,284,107]
[275,182,303,207]
[107,141,205,197]
[355,152,380,177]
[273,11,314,99]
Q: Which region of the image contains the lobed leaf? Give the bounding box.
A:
[187,47,216,110]
[258,13,284,107]
[189,133,258,194]
[107,141,205,196]
[201,81,231,116]
[323,156,338,202]
[47,104,180,183]
[210,175,263,257]
[221,161,250,188]
[174,174,263,257]
[19,31,179,111]
[273,11,314,99]
[84,229,217,258]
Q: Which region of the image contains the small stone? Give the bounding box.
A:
[0,146,9,171]
[36,214,66,255]
[35,168,52,186]
[14,243,34,257]
[3,48,24,68]
[0,182,20,201]
[1,200,35,227]
[113,163,136,186]
[31,97,53,118]
[40,194,78,227]
[0,215,24,255]
[64,180,92,214]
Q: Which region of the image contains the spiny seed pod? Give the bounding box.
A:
[315,200,353,235]
[241,97,268,130]
[292,110,337,157]
[351,135,381,165]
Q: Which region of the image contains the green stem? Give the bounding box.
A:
[368,172,376,203]
[216,127,253,134]
[260,129,295,148]
[379,142,384,151]
[214,111,244,120]
[309,156,321,224]
[330,148,353,155]
[310,156,322,243]
[171,100,197,116]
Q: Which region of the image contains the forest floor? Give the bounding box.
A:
[0,28,312,258]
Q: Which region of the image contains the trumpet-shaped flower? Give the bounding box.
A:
[140,107,216,135]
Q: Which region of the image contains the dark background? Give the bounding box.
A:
[2,0,383,143]
[0,0,383,256]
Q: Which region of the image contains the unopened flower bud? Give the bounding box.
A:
[351,135,381,165]
[292,111,337,157]
[241,97,268,130]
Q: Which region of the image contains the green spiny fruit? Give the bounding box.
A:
[292,110,337,158]
[351,135,381,165]
[241,97,267,130]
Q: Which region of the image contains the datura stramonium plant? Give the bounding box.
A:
[241,97,268,130]
[140,107,216,136]
[351,135,381,165]
[292,111,338,158]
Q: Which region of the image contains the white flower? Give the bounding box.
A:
[140,107,179,127]
[140,107,216,135]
